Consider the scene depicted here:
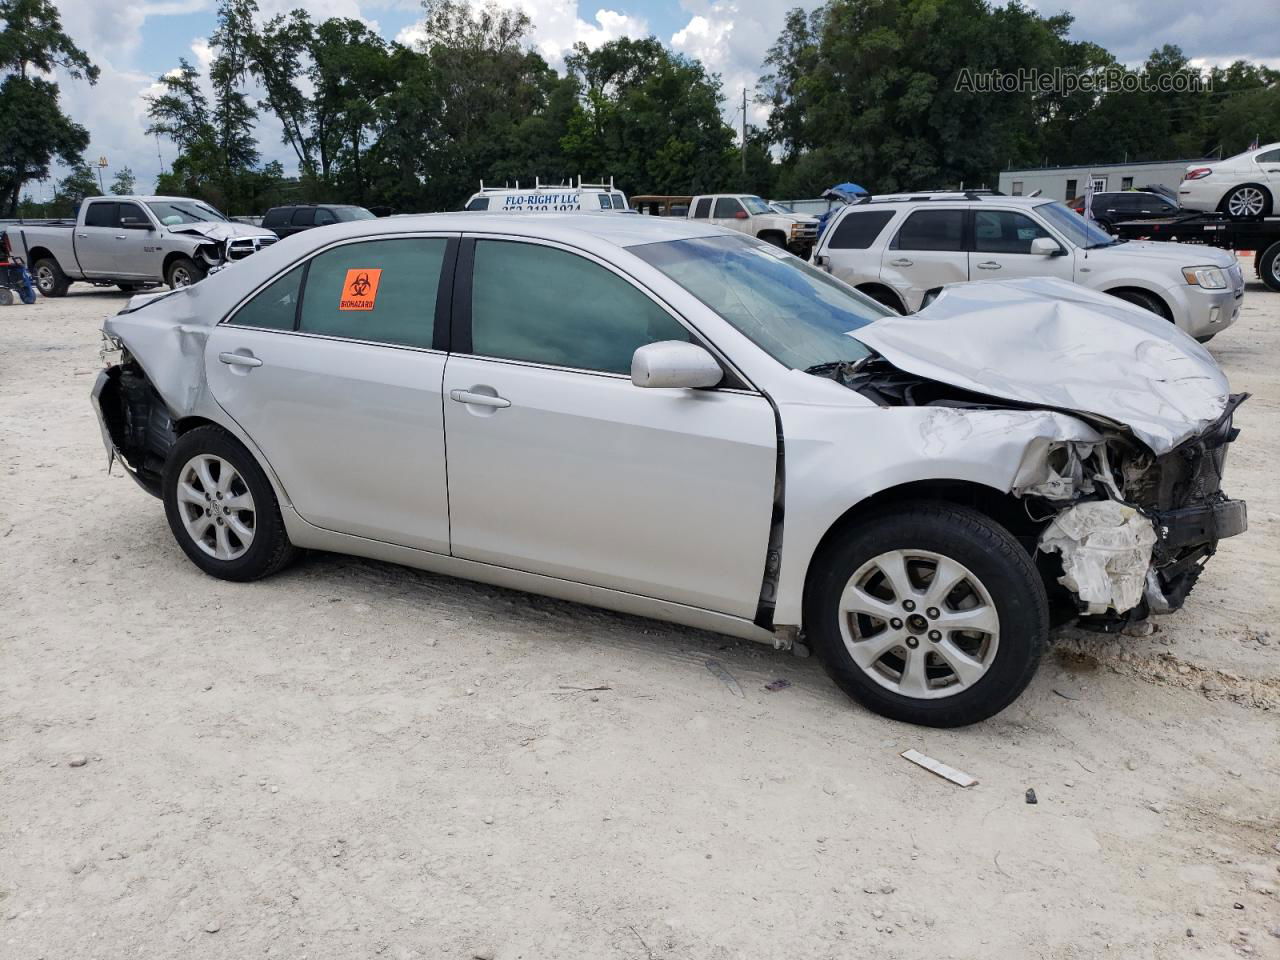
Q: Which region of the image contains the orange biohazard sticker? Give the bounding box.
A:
[339,268,382,310]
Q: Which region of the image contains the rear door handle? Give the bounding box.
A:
[219,352,263,367]
[976,261,1002,270]
[450,389,510,409]
[890,258,913,267]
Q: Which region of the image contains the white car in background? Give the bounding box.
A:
[1179,143,1280,218]
[810,194,1244,341]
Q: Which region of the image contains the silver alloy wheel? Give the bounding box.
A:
[838,549,1000,699]
[175,454,256,560]
[171,264,194,287]
[35,264,55,293]
[1226,186,1266,217]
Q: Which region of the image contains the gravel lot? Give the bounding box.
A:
[2,263,1278,960]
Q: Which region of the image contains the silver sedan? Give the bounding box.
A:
[92,214,1246,726]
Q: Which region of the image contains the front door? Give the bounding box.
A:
[709,196,750,235]
[204,234,456,553]
[111,201,154,279]
[968,208,1074,282]
[441,237,778,617]
[879,208,969,311]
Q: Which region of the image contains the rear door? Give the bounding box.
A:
[287,208,315,237]
[969,208,1072,283]
[204,233,456,553]
[440,236,777,616]
[75,201,118,276]
[879,207,968,310]
[815,208,897,286]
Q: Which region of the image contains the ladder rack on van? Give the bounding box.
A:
[475,176,617,194]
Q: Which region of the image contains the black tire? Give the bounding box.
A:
[166,256,207,289]
[760,232,787,249]
[1094,218,1112,233]
[1109,288,1169,320]
[804,501,1048,727]
[1258,242,1280,293]
[162,425,297,582]
[117,283,142,292]
[1219,184,1270,220]
[32,257,70,297]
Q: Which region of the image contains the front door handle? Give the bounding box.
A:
[219,351,263,368]
[450,388,510,409]
[976,261,1002,270]
[890,258,913,267]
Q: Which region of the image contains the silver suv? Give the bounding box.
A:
[811,193,1244,342]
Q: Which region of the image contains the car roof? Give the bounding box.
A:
[842,194,1056,210]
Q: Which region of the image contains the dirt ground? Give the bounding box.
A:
[1,261,1278,960]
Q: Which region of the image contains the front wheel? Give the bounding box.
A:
[805,502,1048,727]
[162,426,297,581]
[166,256,207,289]
[1110,288,1169,320]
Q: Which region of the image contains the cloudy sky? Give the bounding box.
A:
[36,0,1280,200]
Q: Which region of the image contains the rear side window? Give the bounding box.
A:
[892,209,965,251]
[692,198,712,219]
[465,197,489,211]
[469,240,689,375]
[84,202,115,228]
[827,210,895,249]
[227,266,305,330]
[314,208,338,226]
[291,208,315,227]
[262,208,289,228]
[1255,149,1280,163]
[298,238,447,348]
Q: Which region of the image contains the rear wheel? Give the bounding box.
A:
[858,285,904,314]
[162,426,297,582]
[32,257,70,297]
[1258,241,1280,293]
[166,256,206,289]
[1220,184,1270,219]
[805,502,1048,727]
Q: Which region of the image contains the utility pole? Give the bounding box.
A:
[96,155,107,193]
[741,87,748,179]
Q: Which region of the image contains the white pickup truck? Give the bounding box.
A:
[687,194,819,257]
[5,195,278,296]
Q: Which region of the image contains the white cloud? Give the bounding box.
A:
[484,1,648,65]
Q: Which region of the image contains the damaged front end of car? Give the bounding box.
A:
[843,277,1249,628]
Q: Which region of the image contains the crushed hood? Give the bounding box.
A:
[851,277,1230,455]
[166,221,274,242]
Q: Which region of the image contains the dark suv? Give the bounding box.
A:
[262,204,377,239]
[1068,191,1179,231]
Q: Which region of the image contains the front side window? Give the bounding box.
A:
[116,202,148,227]
[227,266,305,331]
[298,238,447,348]
[1037,200,1116,248]
[713,197,745,218]
[692,198,712,218]
[314,208,338,226]
[334,207,376,221]
[470,240,689,375]
[633,234,887,372]
[741,196,772,215]
[973,210,1053,254]
[892,209,965,251]
[597,194,614,210]
[611,193,627,210]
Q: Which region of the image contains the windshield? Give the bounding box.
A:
[146,200,229,225]
[334,206,376,221]
[631,234,889,370]
[1036,200,1117,248]
[741,195,772,215]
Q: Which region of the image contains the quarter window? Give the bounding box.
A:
[227,266,305,331]
[827,210,895,249]
[973,210,1053,254]
[469,240,689,375]
[297,238,447,348]
[892,209,965,251]
[692,198,712,219]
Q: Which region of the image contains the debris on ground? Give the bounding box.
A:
[763,678,791,692]
[704,659,744,698]
[900,749,978,788]
[1025,788,1038,805]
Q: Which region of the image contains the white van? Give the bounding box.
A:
[463,178,629,214]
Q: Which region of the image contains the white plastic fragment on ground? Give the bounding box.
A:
[1038,500,1158,615]
[901,749,978,787]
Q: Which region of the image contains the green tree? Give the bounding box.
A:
[0,0,97,215]
[110,165,136,195]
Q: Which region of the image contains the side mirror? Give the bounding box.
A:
[1030,237,1061,256]
[631,341,723,389]
[734,210,748,220]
